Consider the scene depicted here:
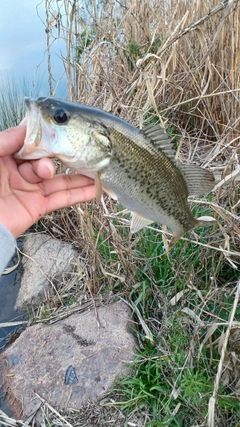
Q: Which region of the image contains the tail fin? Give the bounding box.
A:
[169,216,215,249]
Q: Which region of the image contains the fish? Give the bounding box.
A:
[15,97,215,247]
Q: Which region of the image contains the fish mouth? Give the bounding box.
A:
[15,97,53,160]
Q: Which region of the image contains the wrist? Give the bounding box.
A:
[0,224,16,275]
[0,217,21,239]
[0,222,16,243]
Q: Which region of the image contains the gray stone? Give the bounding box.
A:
[15,234,78,311]
[0,301,136,422]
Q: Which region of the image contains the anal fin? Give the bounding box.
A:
[130,213,153,233]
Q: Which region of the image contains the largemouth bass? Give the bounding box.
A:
[15,97,215,246]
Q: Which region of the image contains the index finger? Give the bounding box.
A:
[0,123,26,157]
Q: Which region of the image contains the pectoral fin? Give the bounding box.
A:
[95,173,103,203]
[102,184,118,200]
[130,213,153,233]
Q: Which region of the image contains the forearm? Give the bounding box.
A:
[0,224,16,276]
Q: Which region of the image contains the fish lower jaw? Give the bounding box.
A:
[15,146,53,160]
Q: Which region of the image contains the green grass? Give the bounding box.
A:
[25,180,239,426]
[89,201,240,426]
[112,284,239,425]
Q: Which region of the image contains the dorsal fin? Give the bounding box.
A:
[142,124,215,196]
[178,164,215,196]
[141,123,176,161]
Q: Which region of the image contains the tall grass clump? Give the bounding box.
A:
[9,1,239,426]
[0,75,41,130]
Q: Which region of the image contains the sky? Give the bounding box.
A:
[0,0,66,97]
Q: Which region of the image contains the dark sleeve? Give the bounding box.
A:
[0,224,16,276]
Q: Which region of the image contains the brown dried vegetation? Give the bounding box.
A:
[1,1,240,426]
[43,0,240,426]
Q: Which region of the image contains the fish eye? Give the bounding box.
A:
[53,109,69,124]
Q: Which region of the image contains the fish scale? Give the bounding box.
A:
[101,128,198,235]
[15,97,215,247]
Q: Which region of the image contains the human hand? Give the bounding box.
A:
[0,123,96,238]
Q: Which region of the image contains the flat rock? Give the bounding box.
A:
[0,301,136,422]
[15,234,78,311]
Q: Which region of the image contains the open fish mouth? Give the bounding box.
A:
[15,98,53,160]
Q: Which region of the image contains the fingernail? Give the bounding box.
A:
[19,117,27,126]
[41,159,56,178]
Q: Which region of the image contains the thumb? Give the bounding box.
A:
[32,158,56,180]
[0,123,26,157]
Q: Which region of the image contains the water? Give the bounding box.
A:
[0,0,67,97]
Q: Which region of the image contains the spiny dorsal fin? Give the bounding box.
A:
[141,123,176,161]
[178,164,215,196]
